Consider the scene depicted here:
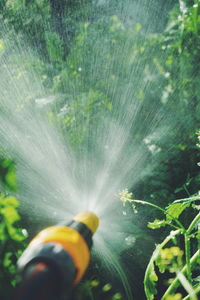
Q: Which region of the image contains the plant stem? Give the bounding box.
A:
[184,234,192,282]
[167,223,182,231]
[183,184,191,197]
[128,199,185,231]
[183,285,200,300]
[174,196,200,204]
[161,250,200,299]
[187,212,200,235]
[176,271,197,300]
[183,212,200,282]
[184,213,200,282]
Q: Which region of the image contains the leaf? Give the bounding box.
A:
[1,206,20,225]
[165,202,190,220]
[193,276,200,283]
[3,252,12,267]
[148,219,167,229]
[144,263,158,300]
[192,204,200,210]
[3,197,19,208]
[112,293,122,300]
[174,187,184,193]
[7,226,26,241]
[90,280,99,287]
[5,168,17,191]
[102,283,112,292]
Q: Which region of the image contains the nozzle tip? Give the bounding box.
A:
[73,211,99,234]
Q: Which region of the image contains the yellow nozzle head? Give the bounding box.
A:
[73,211,99,234]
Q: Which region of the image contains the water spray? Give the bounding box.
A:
[14,211,99,300]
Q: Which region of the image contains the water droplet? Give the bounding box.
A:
[125,235,136,246]
[22,229,28,236]
[164,72,170,78]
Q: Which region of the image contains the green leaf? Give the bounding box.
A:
[102,283,112,292]
[165,202,190,220]
[144,263,158,300]
[3,196,19,208]
[3,252,12,267]
[193,276,200,283]
[112,293,122,300]
[8,227,26,242]
[1,158,12,168]
[148,219,167,229]
[192,204,200,210]
[1,206,20,225]
[90,280,99,287]
[5,168,17,191]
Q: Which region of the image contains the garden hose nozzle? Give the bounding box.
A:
[15,211,99,300]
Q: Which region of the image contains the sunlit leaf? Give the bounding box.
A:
[148,219,166,229]
[3,252,12,267]
[1,206,20,225]
[166,202,190,220]
[90,280,99,287]
[144,263,158,300]
[102,283,112,292]
[112,292,122,300]
[192,204,200,210]
[3,196,19,208]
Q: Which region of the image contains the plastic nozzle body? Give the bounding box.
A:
[16,210,99,299]
[73,211,99,234]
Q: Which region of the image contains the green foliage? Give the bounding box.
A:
[0,156,27,295]
[144,262,158,300]
[0,193,27,294]
[0,157,17,191]
[165,202,190,220]
[119,189,200,299]
[75,279,123,300]
[45,31,64,62]
[148,219,167,229]
[156,247,184,273]
[133,0,200,211]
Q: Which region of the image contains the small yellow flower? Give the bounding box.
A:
[166,293,182,300]
[156,247,183,273]
[119,189,133,206]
